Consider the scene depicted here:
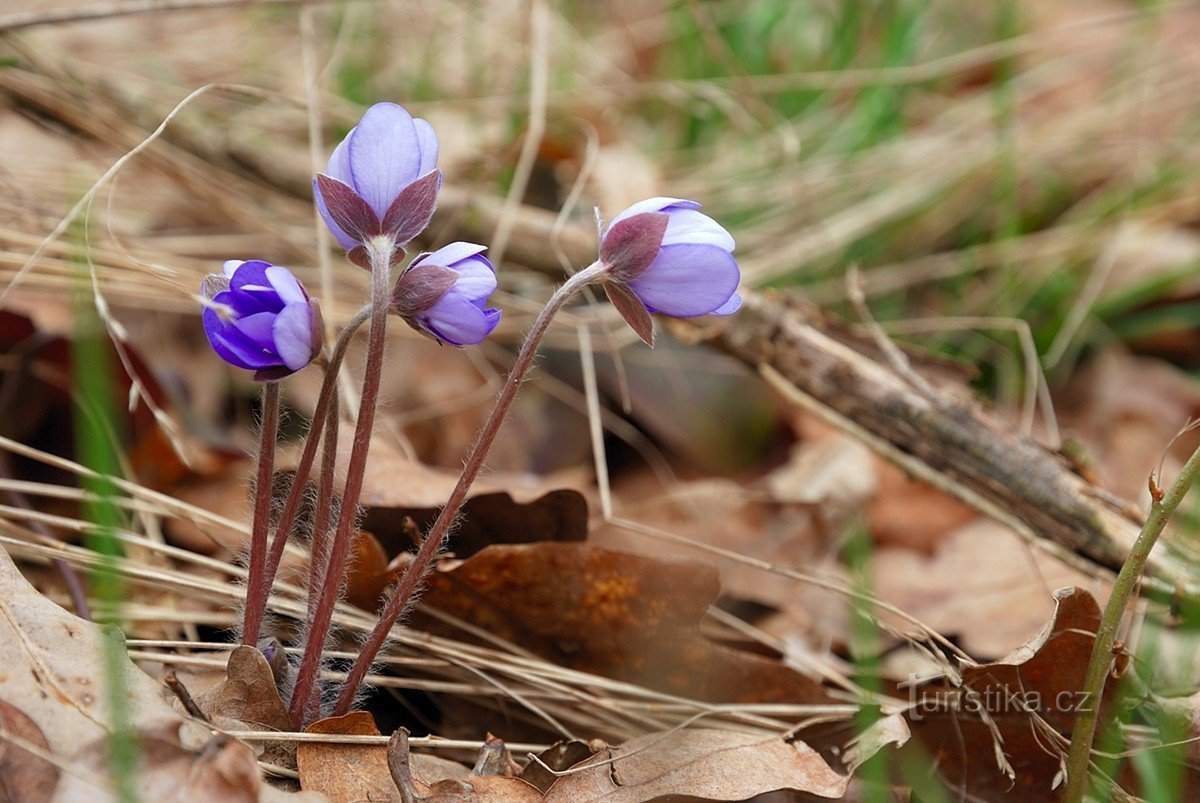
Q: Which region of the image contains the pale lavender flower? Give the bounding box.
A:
[201,260,323,381]
[314,102,441,263]
[601,197,741,318]
[391,243,501,347]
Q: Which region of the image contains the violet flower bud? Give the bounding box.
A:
[391,243,501,347]
[313,102,441,265]
[201,260,324,381]
[598,197,740,344]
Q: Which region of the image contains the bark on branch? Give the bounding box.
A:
[672,291,1200,602]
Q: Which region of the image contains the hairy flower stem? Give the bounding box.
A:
[241,381,281,646]
[1061,442,1200,802]
[332,262,607,715]
[241,306,369,648]
[307,381,341,626]
[291,244,393,727]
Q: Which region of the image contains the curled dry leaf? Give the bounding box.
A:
[0,545,276,802]
[905,586,1109,801]
[191,645,295,768]
[541,728,848,802]
[416,543,832,706]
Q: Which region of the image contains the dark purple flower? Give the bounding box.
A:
[202,260,323,380]
[601,197,741,319]
[313,102,441,258]
[391,243,501,347]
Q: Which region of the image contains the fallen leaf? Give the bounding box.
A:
[518,741,596,794]
[417,543,832,707]
[191,645,295,769]
[542,728,848,801]
[906,586,1110,800]
[0,699,58,802]
[0,545,276,801]
[362,490,588,562]
[297,712,396,802]
[872,519,1104,657]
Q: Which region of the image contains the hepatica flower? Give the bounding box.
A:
[598,197,740,345]
[314,102,441,266]
[391,242,501,346]
[202,260,324,380]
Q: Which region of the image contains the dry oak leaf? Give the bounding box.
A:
[0,545,282,801]
[0,699,58,803]
[192,645,296,768]
[541,728,847,802]
[905,586,1109,801]
[416,543,832,706]
[297,712,398,802]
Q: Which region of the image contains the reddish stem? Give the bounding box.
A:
[243,306,370,637]
[306,380,341,627]
[241,380,281,646]
[290,244,393,726]
[333,262,605,714]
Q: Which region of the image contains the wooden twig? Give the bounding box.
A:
[671,291,1200,602]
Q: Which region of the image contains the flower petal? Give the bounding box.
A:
[418,241,488,268]
[348,102,422,218]
[413,117,439,176]
[661,209,735,252]
[418,293,498,346]
[231,311,278,349]
[627,243,740,317]
[326,133,354,187]
[711,292,743,316]
[228,260,273,293]
[447,255,496,302]
[272,302,315,372]
[266,265,307,305]
[607,197,700,232]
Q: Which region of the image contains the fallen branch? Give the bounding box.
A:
[671,291,1200,602]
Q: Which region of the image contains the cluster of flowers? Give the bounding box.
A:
[198,101,742,723]
[202,102,739,372]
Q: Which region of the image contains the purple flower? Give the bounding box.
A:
[601,197,741,319]
[313,102,441,262]
[201,260,324,381]
[391,243,501,347]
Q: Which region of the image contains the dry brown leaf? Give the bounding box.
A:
[873,519,1104,657]
[423,776,542,802]
[0,545,278,801]
[517,741,596,794]
[297,712,397,802]
[541,728,848,802]
[193,646,293,732]
[362,490,588,563]
[1056,350,1200,503]
[0,699,58,803]
[417,543,832,708]
[191,645,295,769]
[906,586,1109,800]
